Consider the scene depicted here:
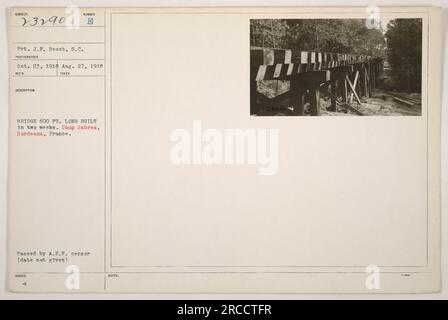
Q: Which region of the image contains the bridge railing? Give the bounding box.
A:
[250,47,383,115]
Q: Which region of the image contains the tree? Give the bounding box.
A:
[385,19,422,92]
[250,19,288,48]
[250,19,386,57]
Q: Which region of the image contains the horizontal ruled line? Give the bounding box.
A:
[12,58,105,61]
[13,25,104,28]
[12,75,104,78]
[12,42,105,44]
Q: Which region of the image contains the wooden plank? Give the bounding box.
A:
[263,49,276,65]
[250,48,379,81]
[361,66,368,97]
[298,70,330,83]
[273,64,283,78]
[341,77,348,103]
[285,63,295,77]
[346,75,362,105]
[393,97,414,107]
[331,65,354,73]
[250,48,374,66]
[254,90,293,107]
[349,70,360,104]
[249,48,291,66]
[250,49,264,66]
[301,51,308,64]
[289,50,303,64]
[255,65,268,81]
[284,50,292,64]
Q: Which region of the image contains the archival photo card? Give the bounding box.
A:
[7,6,441,294]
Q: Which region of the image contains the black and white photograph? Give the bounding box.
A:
[250,18,422,116]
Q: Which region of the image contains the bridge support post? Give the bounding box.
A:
[291,79,305,116]
[309,83,321,116]
[366,62,372,97]
[250,80,258,114]
[250,61,260,115]
[329,80,337,112]
[360,63,368,98]
[341,76,348,103]
[250,47,383,116]
[291,70,330,116]
[332,66,352,104]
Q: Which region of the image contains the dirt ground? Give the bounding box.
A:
[255,82,422,116]
[320,89,421,116]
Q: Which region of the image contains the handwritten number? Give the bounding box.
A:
[20,16,67,27]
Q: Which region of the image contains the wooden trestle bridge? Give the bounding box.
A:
[250,48,384,116]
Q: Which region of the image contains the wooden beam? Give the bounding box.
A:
[349,70,360,104]
[341,77,348,103]
[297,70,330,83]
[329,80,337,112]
[345,75,362,105]
[361,66,368,97]
[250,49,374,81]
[254,90,292,105]
[291,79,305,116]
[393,97,414,107]
[309,84,321,116]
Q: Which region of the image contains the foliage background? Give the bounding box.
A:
[250,19,422,93]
